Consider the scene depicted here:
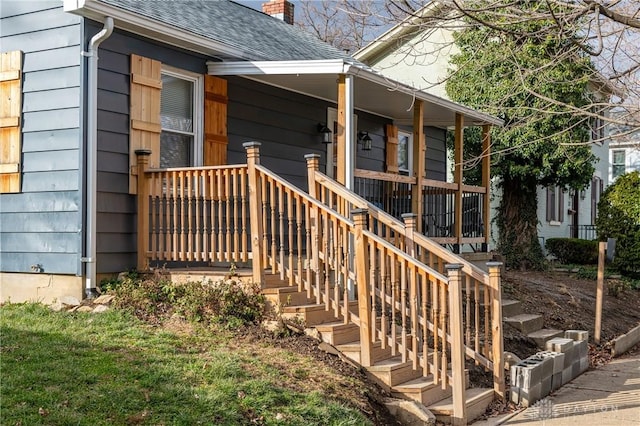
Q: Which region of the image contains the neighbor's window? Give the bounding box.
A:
[160,68,201,168]
[612,150,626,179]
[398,131,412,175]
[591,176,603,224]
[546,186,564,223]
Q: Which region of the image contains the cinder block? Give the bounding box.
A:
[520,383,542,407]
[562,367,573,385]
[565,330,589,342]
[574,340,588,359]
[563,345,575,368]
[551,352,565,374]
[552,372,563,391]
[532,352,555,378]
[580,356,589,373]
[572,360,581,379]
[514,358,544,389]
[510,387,521,405]
[541,375,552,397]
[546,337,574,353]
[510,365,518,386]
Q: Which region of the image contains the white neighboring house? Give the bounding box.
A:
[354,2,611,247]
[609,117,640,183]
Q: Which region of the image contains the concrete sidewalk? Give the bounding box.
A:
[499,352,640,425]
[474,350,640,426]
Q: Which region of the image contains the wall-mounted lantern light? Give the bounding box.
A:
[317,123,332,144]
[357,131,372,151]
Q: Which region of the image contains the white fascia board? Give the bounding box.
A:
[207,59,349,76]
[63,0,256,60]
[350,64,504,126]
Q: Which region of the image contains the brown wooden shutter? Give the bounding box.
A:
[0,50,23,193]
[546,187,553,222]
[129,54,162,194]
[385,123,398,173]
[203,75,228,166]
[559,188,564,222]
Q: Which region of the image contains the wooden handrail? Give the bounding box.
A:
[354,168,417,184]
[422,178,459,191]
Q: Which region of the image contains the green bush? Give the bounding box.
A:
[545,238,598,264]
[596,171,640,277]
[106,270,265,326]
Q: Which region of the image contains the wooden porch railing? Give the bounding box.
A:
[136,145,504,423]
[311,157,504,399]
[354,168,488,250]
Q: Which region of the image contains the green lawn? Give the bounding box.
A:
[0,303,371,425]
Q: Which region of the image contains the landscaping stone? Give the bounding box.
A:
[92,305,109,313]
[77,306,93,313]
[60,296,81,307]
[504,314,545,335]
[93,294,115,305]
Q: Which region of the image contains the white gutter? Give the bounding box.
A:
[81,16,113,298]
[64,0,256,60]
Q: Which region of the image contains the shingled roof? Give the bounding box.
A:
[100,0,350,61]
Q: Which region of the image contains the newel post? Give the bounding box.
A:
[135,149,152,271]
[305,154,320,198]
[402,213,417,258]
[352,208,372,367]
[446,263,467,426]
[244,142,265,286]
[487,261,505,399]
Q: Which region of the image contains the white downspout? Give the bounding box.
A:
[82,17,113,298]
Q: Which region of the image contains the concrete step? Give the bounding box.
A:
[501,299,522,318]
[367,355,426,389]
[391,371,469,407]
[315,321,360,346]
[504,313,545,335]
[528,329,564,348]
[427,387,495,424]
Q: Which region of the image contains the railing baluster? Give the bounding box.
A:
[232,167,239,262]
[241,169,248,262]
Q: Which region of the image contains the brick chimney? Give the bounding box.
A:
[262,0,294,25]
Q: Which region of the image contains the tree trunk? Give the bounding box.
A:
[497,175,546,270]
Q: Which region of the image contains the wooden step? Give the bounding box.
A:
[392,374,455,407]
[261,286,313,309]
[315,321,360,346]
[335,339,410,365]
[367,355,426,389]
[427,387,494,424]
[281,301,356,326]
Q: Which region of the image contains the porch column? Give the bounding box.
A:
[244,142,265,286]
[135,149,151,271]
[337,74,355,189]
[411,100,425,233]
[454,113,464,253]
[482,125,492,252]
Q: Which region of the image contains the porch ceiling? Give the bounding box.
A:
[207,60,503,128]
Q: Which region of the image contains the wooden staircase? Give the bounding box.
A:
[261,271,496,424]
[138,145,506,425]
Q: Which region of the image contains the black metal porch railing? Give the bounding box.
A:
[569,225,597,240]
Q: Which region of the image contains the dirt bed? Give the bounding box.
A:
[502,270,640,359]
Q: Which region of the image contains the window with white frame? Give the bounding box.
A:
[546,186,564,223]
[398,131,412,175]
[160,67,202,168]
[612,150,626,179]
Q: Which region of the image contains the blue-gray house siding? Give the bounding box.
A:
[0,3,84,275]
